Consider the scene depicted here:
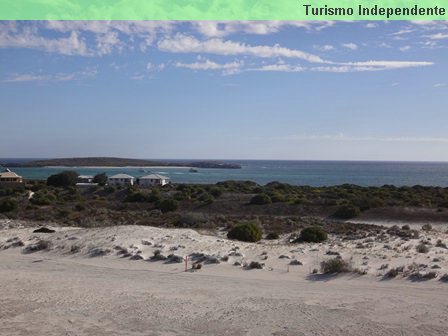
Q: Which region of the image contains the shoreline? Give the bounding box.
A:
[42,165,195,169]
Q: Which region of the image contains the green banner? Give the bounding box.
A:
[0,0,447,20]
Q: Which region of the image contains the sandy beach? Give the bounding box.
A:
[1,222,448,336]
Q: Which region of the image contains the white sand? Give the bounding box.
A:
[1,222,448,335]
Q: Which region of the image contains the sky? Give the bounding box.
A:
[0,20,447,161]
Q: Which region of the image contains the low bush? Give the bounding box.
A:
[125,192,150,203]
[227,222,263,242]
[174,213,208,228]
[30,190,56,206]
[384,267,403,279]
[421,224,432,231]
[333,204,360,220]
[416,243,429,253]
[249,194,272,205]
[320,258,352,274]
[23,239,52,253]
[157,199,179,213]
[198,192,214,204]
[75,203,86,211]
[104,186,116,193]
[209,187,223,198]
[248,261,264,269]
[298,226,328,243]
[0,198,17,213]
[147,191,161,203]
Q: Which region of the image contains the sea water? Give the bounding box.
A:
[2,159,448,187]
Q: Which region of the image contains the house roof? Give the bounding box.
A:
[109,174,135,179]
[0,169,21,178]
[139,174,169,180]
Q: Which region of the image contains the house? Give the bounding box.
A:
[138,174,170,187]
[76,175,98,188]
[0,168,23,186]
[108,173,135,186]
[77,175,94,183]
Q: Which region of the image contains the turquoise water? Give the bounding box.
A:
[2,160,448,187]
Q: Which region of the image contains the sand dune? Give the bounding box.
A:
[1,222,448,335]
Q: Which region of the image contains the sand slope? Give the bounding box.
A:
[1,223,448,335]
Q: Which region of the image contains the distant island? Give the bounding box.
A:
[3,157,242,169]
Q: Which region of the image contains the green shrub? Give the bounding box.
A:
[157,199,178,213]
[269,192,287,203]
[147,191,161,203]
[93,172,108,186]
[198,192,214,204]
[416,243,429,253]
[333,204,360,219]
[249,194,272,205]
[30,191,55,206]
[320,258,352,274]
[227,222,262,242]
[421,224,432,231]
[75,203,86,211]
[104,186,116,193]
[0,188,15,197]
[298,226,328,243]
[0,199,17,213]
[125,192,149,203]
[175,213,208,228]
[46,171,79,187]
[209,187,223,198]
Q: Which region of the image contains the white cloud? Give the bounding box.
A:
[2,74,48,83]
[95,31,123,56]
[130,74,145,80]
[378,42,391,48]
[314,44,335,51]
[0,29,90,56]
[249,63,304,73]
[158,34,327,63]
[427,33,448,40]
[365,23,378,28]
[0,21,175,56]
[312,60,433,73]
[341,43,358,50]
[348,60,433,69]
[3,69,97,83]
[175,59,243,75]
[175,59,241,70]
[191,21,336,37]
[146,62,166,72]
[173,58,432,75]
[400,45,411,52]
[434,83,447,88]
[410,21,448,29]
[391,29,414,36]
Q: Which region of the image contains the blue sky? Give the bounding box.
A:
[0,20,447,161]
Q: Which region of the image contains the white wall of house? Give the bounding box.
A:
[108,178,134,186]
[139,178,169,187]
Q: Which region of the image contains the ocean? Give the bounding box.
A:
[2,159,448,187]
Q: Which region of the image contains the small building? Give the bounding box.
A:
[108,173,135,186]
[138,174,170,187]
[0,168,23,186]
[77,175,94,183]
